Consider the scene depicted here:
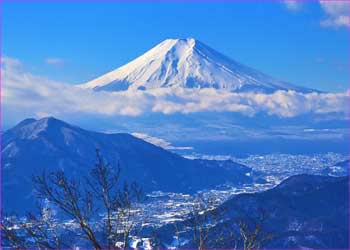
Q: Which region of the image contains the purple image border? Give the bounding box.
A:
[0,0,348,249]
[0,0,3,246]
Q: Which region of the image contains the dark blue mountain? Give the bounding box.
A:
[156,174,349,249]
[2,117,252,214]
[227,174,349,248]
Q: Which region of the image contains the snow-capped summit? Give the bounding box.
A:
[5,117,77,140]
[80,38,313,93]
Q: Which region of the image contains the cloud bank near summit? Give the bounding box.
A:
[2,57,349,124]
[131,133,193,150]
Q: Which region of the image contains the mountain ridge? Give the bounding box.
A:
[2,117,253,214]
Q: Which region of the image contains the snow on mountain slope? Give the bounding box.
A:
[79,38,313,93]
[156,175,348,249]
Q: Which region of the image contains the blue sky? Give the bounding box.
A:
[2,1,349,92]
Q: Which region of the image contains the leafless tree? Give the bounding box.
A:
[174,193,226,249]
[216,207,274,249]
[173,196,274,250]
[1,206,66,249]
[2,214,29,248]
[1,149,145,249]
[235,208,275,250]
[113,182,144,248]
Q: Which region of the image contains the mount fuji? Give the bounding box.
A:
[80,38,314,93]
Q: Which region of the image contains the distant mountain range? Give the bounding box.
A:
[156,174,349,249]
[2,117,252,214]
[79,38,315,93]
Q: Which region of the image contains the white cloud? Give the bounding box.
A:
[1,57,22,68]
[2,57,349,124]
[283,1,302,11]
[131,133,193,150]
[320,1,350,28]
[45,58,64,65]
